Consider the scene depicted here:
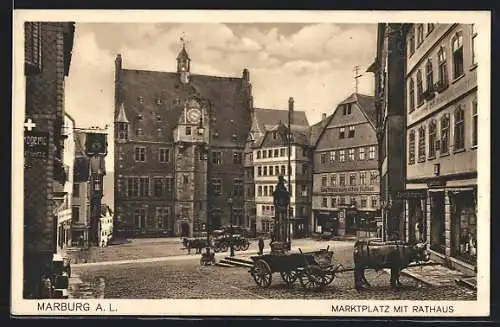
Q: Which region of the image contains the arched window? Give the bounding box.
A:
[416,70,424,106]
[409,78,415,112]
[437,47,448,87]
[408,130,416,165]
[417,24,424,46]
[408,29,415,56]
[428,120,437,158]
[426,59,434,92]
[472,24,478,65]
[454,105,465,151]
[452,32,464,78]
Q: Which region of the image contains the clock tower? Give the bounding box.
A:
[177,41,191,84]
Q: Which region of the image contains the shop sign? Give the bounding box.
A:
[320,186,375,194]
[24,131,49,159]
[393,190,427,200]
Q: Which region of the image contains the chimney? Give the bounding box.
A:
[321,113,327,127]
[288,97,294,112]
[242,68,250,83]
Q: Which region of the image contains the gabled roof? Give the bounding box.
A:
[73,131,90,182]
[309,115,332,146]
[118,68,251,147]
[254,108,309,131]
[176,45,190,60]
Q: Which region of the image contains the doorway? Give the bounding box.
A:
[430,192,445,254]
[181,222,190,237]
[345,210,357,235]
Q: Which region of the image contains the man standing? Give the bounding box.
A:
[258,237,264,255]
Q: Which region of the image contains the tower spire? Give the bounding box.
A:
[177,34,191,83]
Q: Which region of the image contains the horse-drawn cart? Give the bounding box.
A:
[248,246,342,291]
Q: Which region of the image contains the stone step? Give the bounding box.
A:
[221,258,254,268]
[455,277,477,290]
[223,256,254,266]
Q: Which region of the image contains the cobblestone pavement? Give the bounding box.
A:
[73,250,476,300]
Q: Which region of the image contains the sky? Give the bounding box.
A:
[65,22,377,176]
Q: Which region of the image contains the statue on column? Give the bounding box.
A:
[271,175,290,254]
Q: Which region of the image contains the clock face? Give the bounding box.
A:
[187,108,201,123]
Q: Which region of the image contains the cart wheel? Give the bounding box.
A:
[323,266,336,285]
[280,270,298,287]
[299,265,327,291]
[235,244,242,251]
[200,258,205,266]
[221,244,229,252]
[241,241,250,251]
[251,259,272,288]
[213,245,220,253]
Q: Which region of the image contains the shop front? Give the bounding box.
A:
[448,187,477,266]
[313,210,339,236]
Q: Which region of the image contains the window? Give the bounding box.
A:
[212,178,222,196]
[269,166,274,176]
[350,197,357,205]
[329,151,335,163]
[257,151,261,159]
[409,78,415,112]
[136,128,144,137]
[156,207,171,229]
[274,149,279,157]
[409,130,416,164]
[153,178,165,197]
[438,47,448,86]
[331,197,337,208]
[330,174,337,186]
[472,24,477,65]
[212,151,222,164]
[361,196,367,208]
[452,33,464,78]
[339,174,346,186]
[118,123,128,140]
[417,24,424,46]
[348,149,355,161]
[339,127,345,139]
[257,186,262,197]
[262,150,267,159]
[408,29,415,56]
[441,114,450,154]
[134,209,145,229]
[343,104,352,115]
[185,126,191,135]
[281,165,286,175]
[370,171,378,185]
[233,152,242,164]
[426,59,434,92]
[182,175,189,184]
[340,197,346,205]
[320,153,327,164]
[264,186,268,197]
[371,196,378,208]
[257,166,262,176]
[369,146,376,159]
[322,197,328,207]
[72,206,80,222]
[302,164,308,175]
[454,105,465,151]
[24,22,42,74]
[348,126,355,138]
[263,166,268,176]
[165,178,174,200]
[418,126,426,162]
[156,128,163,137]
[135,147,146,162]
[159,148,170,163]
[416,70,423,106]
[339,150,345,162]
[126,177,149,197]
[268,149,272,158]
[73,183,80,197]
[321,176,327,187]
[349,173,357,185]
[138,96,144,104]
[427,23,434,34]
[359,171,366,185]
[472,100,478,147]
[359,147,365,160]
[233,179,244,197]
[272,132,277,139]
[428,120,437,158]
[280,148,286,156]
[302,147,308,157]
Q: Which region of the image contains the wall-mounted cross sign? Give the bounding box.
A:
[24,118,36,131]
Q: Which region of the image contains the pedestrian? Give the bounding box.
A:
[258,237,264,255]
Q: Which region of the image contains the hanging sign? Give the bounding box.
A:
[24,131,49,159]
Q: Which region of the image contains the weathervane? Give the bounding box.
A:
[353,65,363,93]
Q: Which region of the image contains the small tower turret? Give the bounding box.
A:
[177,39,191,84]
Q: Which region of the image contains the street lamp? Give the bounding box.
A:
[228,195,235,257]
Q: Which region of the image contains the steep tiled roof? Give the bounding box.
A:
[118,68,251,147]
[73,131,90,182]
[309,116,332,146]
[254,108,309,130]
[338,93,376,126]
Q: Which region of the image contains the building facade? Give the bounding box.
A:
[251,103,312,237]
[404,23,477,273]
[55,113,76,252]
[113,45,252,238]
[23,22,75,298]
[368,23,407,241]
[312,93,380,237]
[99,204,114,247]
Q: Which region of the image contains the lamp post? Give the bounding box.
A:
[197,115,209,244]
[228,195,235,257]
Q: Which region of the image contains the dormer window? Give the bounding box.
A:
[186,126,192,135]
[138,96,144,104]
[117,123,128,140]
[136,128,144,137]
[155,115,161,122]
[157,128,163,137]
[232,134,238,140]
[156,98,162,105]
[343,104,352,115]
[137,114,143,121]
[174,97,181,105]
[272,132,277,139]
